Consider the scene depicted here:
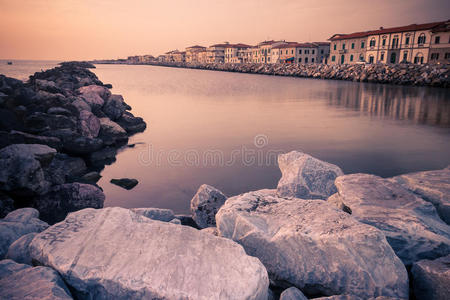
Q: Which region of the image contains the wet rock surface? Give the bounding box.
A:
[30,207,269,300]
[329,173,450,266]
[0,62,146,222]
[216,189,408,299]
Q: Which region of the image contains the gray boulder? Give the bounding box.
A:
[216,189,408,299]
[8,130,61,150]
[99,117,128,145]
[0,144,56,196]
[30,207,269,300]
[131,207,175,222]
[103,94,128,120]
[277,151,343,199]
[191,184,227,228]
[0,208,49,258]
[391,167,450,224]
[411,254,450,300]
[35,183,105,223]
[329,174,450,265]
[116,111,146,133]
[77,85,111,109]
[63,136,103,155]
[45,153,87,185]
[6,232,37,265]
[0,260,73,300]
[0,259,30,280]
[71,98,91,112]
[280,287,308,300]
[78,110,100,138]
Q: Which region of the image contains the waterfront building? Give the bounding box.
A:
[255,40,286,63]
[185,45,207,63]
[296,43,318,64]
[428,21,450,64]
[271,42,298,64]
[329,20,449,65]
[206,44,228,63]
[224,43,252,63]
[313,42,331,63]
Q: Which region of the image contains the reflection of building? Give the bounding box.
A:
[185,45,207,63]
[329,20,449,65]
[326,84,450,127]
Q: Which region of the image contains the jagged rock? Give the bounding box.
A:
[0,144,56,196]
[78,110,100,138]
[98,117,128,145]
[34,183,105,223]
[0,208,49,258]
[30,207,269,299]
[34,79,62,94]
[131,207,175,222]
[71,97,91,112]
[116,111,147,133]
[88,146,117,166]
[391,167,450,224]
[329,174,450,265]
[47,106,72,116]
[7,130,61,150]
[103,94,127,120]
[110,178,138,190]
[216,189,408,299]
[25,112,77,134]
[63,136,103,155]
[77,85,110,109]
[277,151,343,199]
[411,254,450,300]
[6,232,37,265]
[0,260,73,300]
[0,259,30,279]
[191,184,227,228]
[280,287,308,300]
[45,153,87,185]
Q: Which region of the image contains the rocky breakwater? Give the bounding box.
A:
[150,61,450,88]
[0,61,146,223]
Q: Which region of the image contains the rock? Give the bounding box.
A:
[98,117,128,145]
[35,183,105,223]
[88,146,117,167]
[47,106,72,116]
[45,153,87,185]
[78,110,100,138]
[277,151,344,199]
[110,178,138,190]
[116,111,147,133]
[30,207,269,299]
[34,79,61,93]
[25,112,77,133]
[391,167,450,224]
[280,287,308,300]
[8,130,61,150]
[63,136,103,155]
[103,94,127,120]
[0,144,56,196]
[201,227,218,236]
[71,98,91,112]
[0,259,30,280]
[216,189,408,299]
[330,174,450,265]
[0,108,23,132]
[131,207,175,222]
[169,218,182,224]
[59,61,96,69]
[0,208,49,258]
[0,192,15,218]
[0,261,73,300]
[78,171,101,183]
[175,214,200,229]
[77,85,111,109]
[411,254,450,300]
[6,232,37,265]
[191,184,227,228]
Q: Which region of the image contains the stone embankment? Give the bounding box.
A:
[101,60,450,88]
[1,150,449,299]
[0,62,146,223]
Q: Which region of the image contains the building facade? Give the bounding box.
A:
[224,43,251,63]
[185,45,206,63]
[314,42,331,63]
[428,21,450,64]
[206,44,228,63]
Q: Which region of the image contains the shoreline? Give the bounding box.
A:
[91,60,450,88]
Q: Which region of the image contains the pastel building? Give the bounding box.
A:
[224,43,252,63]
[428,21,450,64]
[206,44,228,63]
[185,45,207,63]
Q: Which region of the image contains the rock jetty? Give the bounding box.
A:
[0,150,449,299]
[0,62,146,223]
[96,60,450,88]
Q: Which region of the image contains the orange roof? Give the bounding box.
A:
[329,20,448,41]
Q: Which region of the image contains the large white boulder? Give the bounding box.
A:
[30,207,269,300]
[277,151,343,199]
[390,167,450,224]
[329,174,450,265]
[191,184,227,228]
[216,189,408,299]
[0,259,73,300]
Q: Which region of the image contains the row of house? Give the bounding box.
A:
[161,41,331,65]
[328,20,450,65]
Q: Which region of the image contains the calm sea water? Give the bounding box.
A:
[1,60,450,214]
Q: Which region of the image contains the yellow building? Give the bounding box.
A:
[206,44,228,63]
[185,45,206,63]
[224,43,252,63]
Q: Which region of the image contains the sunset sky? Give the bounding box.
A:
[1,0,449,60]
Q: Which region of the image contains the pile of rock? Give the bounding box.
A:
[147,61,450,88]
[0,62,146,223]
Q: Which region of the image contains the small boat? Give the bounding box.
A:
[7,61,12,65]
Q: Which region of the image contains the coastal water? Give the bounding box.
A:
[1,61,450,214]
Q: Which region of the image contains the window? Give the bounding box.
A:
[390,52,396,64]
[305,57,308,63]
[333,44,336,50]
[405,36,410,45]
[321,50,324,54]
[291,50,294,54]
[392,36,399,48]
[342,43,346,50]
[418,33,426,45]
[382,38,386,46]
[414,53,424,64]
[299,49,302,54]
[361,41,365,48]
[312,50,315,54]
[268,57,270,62]
[350,54,354,61]
[312,58,314,63]
[331,55,335,62]
[431,53,439,60]
[351,43,355,49]
[298,58,302,63]
[435,36,440,44]
[359,54,364,61]
[445,53,450,59]
[369,55,374,63]
[380,53,384,61]
[370,38,376,47]
[403,51,408,62]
